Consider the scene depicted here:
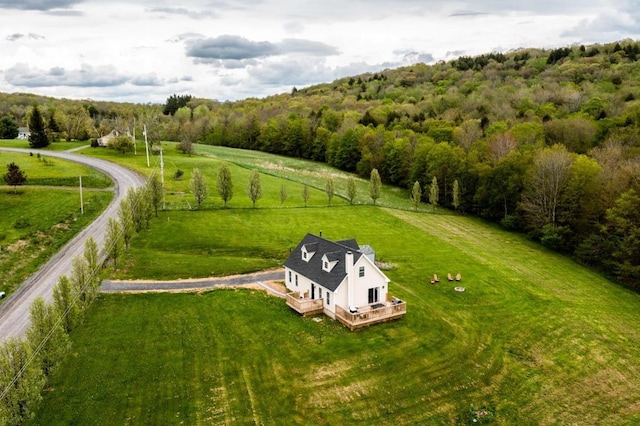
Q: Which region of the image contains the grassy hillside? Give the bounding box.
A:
[31,148,640,425]
[0,150,112,296]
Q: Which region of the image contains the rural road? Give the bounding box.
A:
[0,147,145,341]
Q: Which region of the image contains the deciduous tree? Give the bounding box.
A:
[190,167,208,208]
[369,168,381,205]
[325,176,335,205]
[279,183,288,205]
[302,184,310,207]
[26,296,70,378]
[0,337,45,425]
[103,217,123,270]
[117,200,134,250]
[216,164,233,207]
[521,145,573,228]
[429,176,439,208]
[347,177,357,204]
[110,134,134,155]
[247,169,262,208]
[452,179,460,211]
[147,174,163,217]
[411,180,421,210]
[52,275,77,334]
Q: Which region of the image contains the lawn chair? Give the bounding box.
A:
[455,273,462,281]
[434,274,440,283]
[447,273,453,281]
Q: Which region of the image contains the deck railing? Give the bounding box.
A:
[335,300,407,330]
[286,292,324,316]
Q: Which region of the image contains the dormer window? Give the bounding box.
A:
[322,253,339,272]
[301,243,317,263]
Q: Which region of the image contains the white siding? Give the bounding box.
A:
[350,255,390,308]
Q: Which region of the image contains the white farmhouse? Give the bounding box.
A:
[284,233,406,330]
[17,127,30,140]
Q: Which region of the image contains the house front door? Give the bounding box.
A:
[311,283,315,299]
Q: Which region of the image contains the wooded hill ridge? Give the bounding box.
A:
[1,40,640,288]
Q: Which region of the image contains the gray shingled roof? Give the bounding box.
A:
[284,233,363,292]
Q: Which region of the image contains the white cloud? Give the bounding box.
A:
[0,1,637,102]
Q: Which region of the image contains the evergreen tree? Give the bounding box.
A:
[4,162,27,192]
[28,105,49,148]
[0,116,19,139]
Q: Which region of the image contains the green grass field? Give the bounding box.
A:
[32,202,640,424]
[83,142,422,211]
[0,151,113,296]
[0,139,92,152]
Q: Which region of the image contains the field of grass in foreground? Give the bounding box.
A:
[33,206,640,424]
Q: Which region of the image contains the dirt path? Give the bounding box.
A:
[100,268,286,297]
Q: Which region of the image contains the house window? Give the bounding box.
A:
[323,261,328,270]
[368,287,380,304]
[303,252,307,260]
[359,266,365,277]
[288,271,292,283]
[319,288,322,299]
[295,274,298,287]
[326,292,330,305]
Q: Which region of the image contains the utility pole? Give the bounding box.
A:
[79,175,84,214]
[133,117,136,156]
[160,147,166,210]
[143,124,150,168]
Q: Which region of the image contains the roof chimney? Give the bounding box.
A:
[346,251,355,312]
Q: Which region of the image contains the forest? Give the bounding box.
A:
[1,40,639,288]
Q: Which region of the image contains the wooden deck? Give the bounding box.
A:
[286,292,324,316]
[335,299,407,331]
[286,292,407,330]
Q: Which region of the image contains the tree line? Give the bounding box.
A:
[0,177,162,424]
[1,40,639,287]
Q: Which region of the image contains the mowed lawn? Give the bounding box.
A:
[33,206,640,425]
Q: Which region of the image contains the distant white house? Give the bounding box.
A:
[17,127,30,140]
[97,129,130,147]
[283,233,406,330]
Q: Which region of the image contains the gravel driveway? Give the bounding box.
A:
[101,269,286,296]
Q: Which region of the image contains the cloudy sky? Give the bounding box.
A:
[1,0,639,104]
